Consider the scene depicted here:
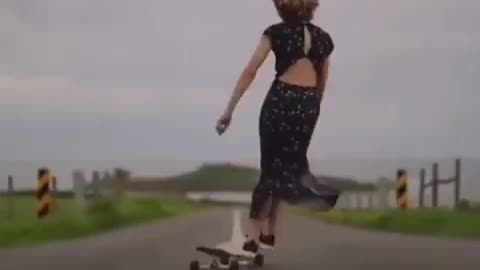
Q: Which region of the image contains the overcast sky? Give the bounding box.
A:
[1,0,479,163]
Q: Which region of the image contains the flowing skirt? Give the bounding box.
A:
[249,79,340,219]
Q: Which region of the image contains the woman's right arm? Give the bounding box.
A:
[221,35,271,117]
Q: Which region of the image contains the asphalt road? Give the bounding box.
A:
[1,207,480,270]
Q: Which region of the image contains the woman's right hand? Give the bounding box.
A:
[216,112,232,135]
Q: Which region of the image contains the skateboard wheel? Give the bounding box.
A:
[254,254,264,267]
[229,261,239,270]
[190,260,200,270]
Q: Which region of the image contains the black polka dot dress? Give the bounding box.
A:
[249,22,340,219]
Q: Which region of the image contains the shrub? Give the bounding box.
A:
[86,197,122,230]
[456,198,471,211]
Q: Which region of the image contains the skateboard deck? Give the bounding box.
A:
[191,245,264,270]
[190,209,265,270]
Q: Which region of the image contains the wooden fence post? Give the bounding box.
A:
[420,159,462,209]
[91,170,100,198]
[51,176,58,212]
[112,168,130,201]
[72,170,87,212]
[454,158,461,207]
[51,176,57,194]
[367,192,373,210]
[419,168,426,208]
[432,163,439,208]
[7,175,14,219]
[355,193,362,209]
[376,178,389,211]
[342,193,352,210]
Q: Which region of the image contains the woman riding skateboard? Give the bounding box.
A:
[216,0,340,256]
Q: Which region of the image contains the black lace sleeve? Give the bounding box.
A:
[323,32,334,58]
[262,25,275,40]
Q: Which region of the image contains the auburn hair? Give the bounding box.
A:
[273,0,319,23]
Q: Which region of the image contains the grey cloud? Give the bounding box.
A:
[1,0,479,161]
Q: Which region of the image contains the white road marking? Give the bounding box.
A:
[214,209,249,256]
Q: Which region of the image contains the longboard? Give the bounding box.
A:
[190,209,265,270]
[191,245,264,270]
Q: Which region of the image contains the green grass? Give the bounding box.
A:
[0,196,205,248]
[299,208,480,240]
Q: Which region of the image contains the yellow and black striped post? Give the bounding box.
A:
[37,168,53,219]
[396,169,409,210]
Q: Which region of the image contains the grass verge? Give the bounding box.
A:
[298,208,480,240]
[0,196,206,248]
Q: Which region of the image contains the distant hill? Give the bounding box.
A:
[127,163,377,192]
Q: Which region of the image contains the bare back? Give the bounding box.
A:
[262,22,334,88]
[278,25,316,86]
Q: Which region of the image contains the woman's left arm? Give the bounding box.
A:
[222,35,271,117]
[316,56,331,98]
